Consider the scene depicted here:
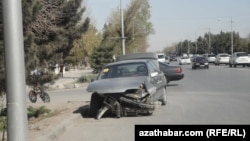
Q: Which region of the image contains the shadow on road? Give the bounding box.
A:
[72,104,155,120]
[73,105,90,118]
[167,84,179,87]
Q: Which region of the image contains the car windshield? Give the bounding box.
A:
[157,55,165,59]
[98,62,148,79]
[237,53,248,57]
[196,57,206,61]
[220,54,228,57]
[208,55,215,57]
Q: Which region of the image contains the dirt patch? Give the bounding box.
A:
[0,101,88,141]
[28,101,87,141]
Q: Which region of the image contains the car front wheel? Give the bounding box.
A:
[160,87,167,106]
[165,76,169,85]
[88,93,103,117]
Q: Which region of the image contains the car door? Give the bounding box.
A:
[147,61,166,102]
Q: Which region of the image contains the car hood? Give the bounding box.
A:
[87,76,148,94]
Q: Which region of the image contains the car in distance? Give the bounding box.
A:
[87,59,167,119]
[170,55,177,62]
[178,57,191,65]
[165,55,170,64]
[191,56,209,69]
[159,61,184,84]
[215,53,230,65]
[204,54,216,64]
[229,52,250,68]
[156,53,166,63]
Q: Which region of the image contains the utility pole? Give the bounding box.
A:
[231,17,234,56]
[194,33,197,54]
[2,0,28,141]
[120,0,126,55]
[208,28,211,54]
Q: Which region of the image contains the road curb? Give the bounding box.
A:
[34,113,81,141]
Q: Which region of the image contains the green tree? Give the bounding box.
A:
[0,0,90,86]
[22,0,90,84]
[67,24,102,65]
[89,46,114,72]
[100,0,154,55]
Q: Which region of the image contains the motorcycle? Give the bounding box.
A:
[28,83,50,103]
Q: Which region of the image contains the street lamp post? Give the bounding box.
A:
[208,28,211,53]
[120,0,126,55]
[231,17,233,56]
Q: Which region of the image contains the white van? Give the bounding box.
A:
[156,53,166,63]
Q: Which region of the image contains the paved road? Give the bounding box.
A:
[56,62,250,141]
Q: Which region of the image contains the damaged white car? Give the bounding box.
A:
[87,59,167,119]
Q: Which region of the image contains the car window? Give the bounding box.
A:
[220,54,228,57]
[196,57,207,61]
[208,54,215,57]
[98,62,148,79]
[157,55,165,59]
[148,61,160,73]
[236,53,248,57]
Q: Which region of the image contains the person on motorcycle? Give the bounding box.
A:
[31,67,43,93]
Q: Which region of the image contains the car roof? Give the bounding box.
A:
[116,52,157,61]
[217,53,229,55]
[107,59,149,66]
[235,52,247,54]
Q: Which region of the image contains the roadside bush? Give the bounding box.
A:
[77,76,88,83]
[0,117,6,131]
[77,74,98,83]
[27,106,51,119]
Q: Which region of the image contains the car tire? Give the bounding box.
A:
[88,93,103,117]
[160,87,167,106]
[165,76,169,85]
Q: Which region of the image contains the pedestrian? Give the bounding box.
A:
[59,63,64,78]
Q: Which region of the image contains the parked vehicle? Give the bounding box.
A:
[170,55,177,62]
[215,53,230,65]
[87,59,167,119]
[159,62,184,84]
[191,56,209,69]
[156,53,166,63]
[204,54,216,64]
[178,57,191,65]
[165,55,170,64]
[229,52,250,68]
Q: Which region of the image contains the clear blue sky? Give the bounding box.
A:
[86,0,250,52]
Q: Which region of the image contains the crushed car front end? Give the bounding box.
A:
[87,77,157,119]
